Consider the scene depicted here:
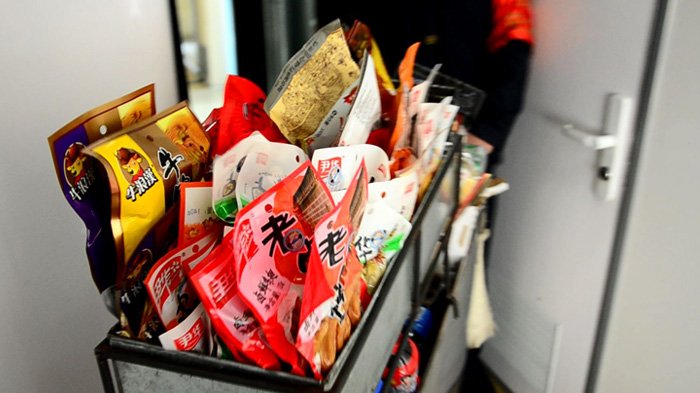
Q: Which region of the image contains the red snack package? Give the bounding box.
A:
[144,229,221,330]
[178,181,220,246]
[158,303,212,354]
[187,231,281,370]
[233,162,334,374]
[216,75,287,156]
[297,163,368,378]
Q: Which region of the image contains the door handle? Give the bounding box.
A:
[549,94,635,201]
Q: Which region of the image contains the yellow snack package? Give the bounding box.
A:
[85,102,210,279]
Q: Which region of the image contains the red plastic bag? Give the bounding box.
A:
[187,231,281,370]
[215,75,287,156]
[233,162,334,374]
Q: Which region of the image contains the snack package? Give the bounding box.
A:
[233,162,334,374]
[116,205,179,339]
[390,64,441,175]
[144,229,221,330]
[136,300,166,345]
[179,182,220,246]
[47,85,155,293]
[297,164,368,378]
[338,52,381,147]
[85,102,210,276]
[368,169,419,221]
[235,140,308,210]
[416,99,459,195]
[215,75,287,156]
[265,19,360,153]
[188,231,281,370]
[387,43,420,155]
[309,76,361,153]
[345,20,396,95]
[354,199,412,308]
[159,303,212,354]
[312,144,389,192]
[212,132,267,223]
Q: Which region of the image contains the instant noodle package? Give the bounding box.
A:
[49,17,473,383]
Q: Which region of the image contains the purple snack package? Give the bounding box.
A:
[47,85,156,295]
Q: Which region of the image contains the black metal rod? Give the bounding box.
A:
[168,0,189,102]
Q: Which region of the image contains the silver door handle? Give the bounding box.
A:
[548,94,635,201]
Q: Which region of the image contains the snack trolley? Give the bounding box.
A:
[95,74,486,393]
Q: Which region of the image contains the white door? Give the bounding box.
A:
[480,1,660,392]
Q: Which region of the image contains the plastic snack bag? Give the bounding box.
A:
[115,205,179,339]
[312,144,389,192]
[265,19,360,153]
[47,85,155,294]
[235,139,308,210]
[297,164,368,378]
[355,199,412,308]
[215,75,287,156]
[387,43,420,155]
[85,102,210,275]
[145,229,221,330]
[233,162,334,374]
[188,231,281,370]
[211,132,267,223]
[338,52,382,147]
[179,181,220,246]
[308,76,361,153]
[159,303,212,354]
[368,169,419,221]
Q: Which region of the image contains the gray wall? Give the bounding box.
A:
[0,2,178,392]
[594,0,700,391]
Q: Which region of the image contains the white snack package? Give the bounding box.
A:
[338,52,381,146]
[368,169,419,221]
[354,199,413,264]
[235,140,308,208]
[159,303,212,353]
[212,132,267,222]
[312,144,389,192]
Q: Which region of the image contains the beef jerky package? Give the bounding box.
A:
[235,139,308,210]
[312,144,389,192]
[264,19,360,153]
[159,303,212,354]
[144,229,221,330]
[216,75,287,157]
[297,164,368,378]
[233,162,333,374]
[115,205,178,339]
[212,132,267,223]
[368,168,419,222]
[84,102,210,279]
[354,199,412,308]
[187,231,281,370]
[47,85,155,294]
[179,181,220,246]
